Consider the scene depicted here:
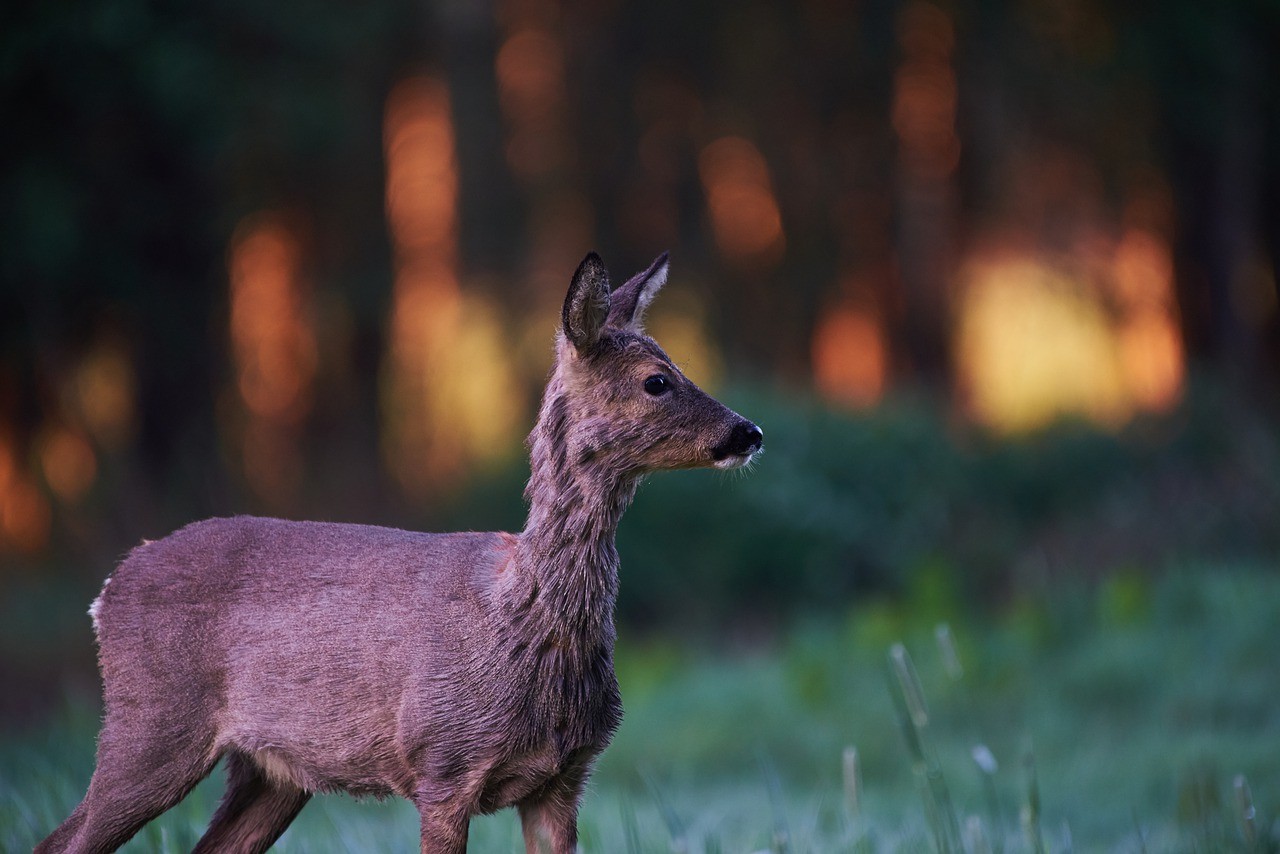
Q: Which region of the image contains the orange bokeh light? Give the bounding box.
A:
[1111,228,1183,411]
[494,25,569,181]
[1117,312,1183,412]
[1112,228,1174,312]
[229,216,317,425]
[495,29,565,126]
[228,214,316,504]
[812,304,888,408]
[385,77,459,256]
[698,137,785,266]
[0,433,51,555]
[894,1,960,180]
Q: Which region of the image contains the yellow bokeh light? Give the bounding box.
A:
[956,255,1129,432]
[39,427,97,503]
[74,342,136,448]
[382,76,523,494]
[648,291,722,391]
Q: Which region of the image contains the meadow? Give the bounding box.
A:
[3,565,1276,852]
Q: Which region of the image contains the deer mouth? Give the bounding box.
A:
[712,450,758,470]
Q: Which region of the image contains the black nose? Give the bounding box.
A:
[724,421,764,456]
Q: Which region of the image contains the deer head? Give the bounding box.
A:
[552,252,763,479]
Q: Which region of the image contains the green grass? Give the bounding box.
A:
[3,566,1278,851]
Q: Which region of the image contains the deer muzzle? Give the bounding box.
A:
[711,420,763,468]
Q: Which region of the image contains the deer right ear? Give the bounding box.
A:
[607,252,669,331]
[563,252,611,352]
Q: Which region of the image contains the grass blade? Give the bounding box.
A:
[640,769,687,853]
[1021,746,1045,854]
[1235,774,1257,852]
[757,752,790,854]
[842,746,861,819]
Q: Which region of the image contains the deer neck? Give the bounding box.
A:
[513,388,638,648]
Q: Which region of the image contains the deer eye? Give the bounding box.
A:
[643,375,670,396]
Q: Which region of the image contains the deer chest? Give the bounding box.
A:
[471,683,620,813]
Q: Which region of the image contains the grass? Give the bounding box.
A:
[3,565,1277,851]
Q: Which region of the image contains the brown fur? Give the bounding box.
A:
[37,252,762,854]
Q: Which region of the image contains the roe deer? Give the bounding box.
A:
[38,252,762,854]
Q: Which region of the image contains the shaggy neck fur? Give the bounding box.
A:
[511,362,638,652]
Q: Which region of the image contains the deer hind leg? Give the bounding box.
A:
[33,802,87,853]
[192,751,310,854]
[35,714,218,854]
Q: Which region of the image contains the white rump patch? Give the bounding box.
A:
[88,577,110,634]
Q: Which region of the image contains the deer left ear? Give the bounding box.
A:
[563,252,612,352]
[607,252,669,330]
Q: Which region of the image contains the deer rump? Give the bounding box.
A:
[94,517,618,809]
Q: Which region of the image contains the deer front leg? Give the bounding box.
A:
[415,804,470,854]
[417,814,468,850]
[412,782,471,854]
[518,764,589,854]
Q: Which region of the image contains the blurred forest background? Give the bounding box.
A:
[4,0,1280,847]
[3,0,1280,816]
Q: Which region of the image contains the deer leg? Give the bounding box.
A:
[35,720,218,854]
[518,765,588,854]
[416,811,470,854]
[192,752,310,854]
[33,802,87,853]
[413,792,470,854]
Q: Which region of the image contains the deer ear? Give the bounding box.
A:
[607,252,669,330]
[563,252,611,352]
